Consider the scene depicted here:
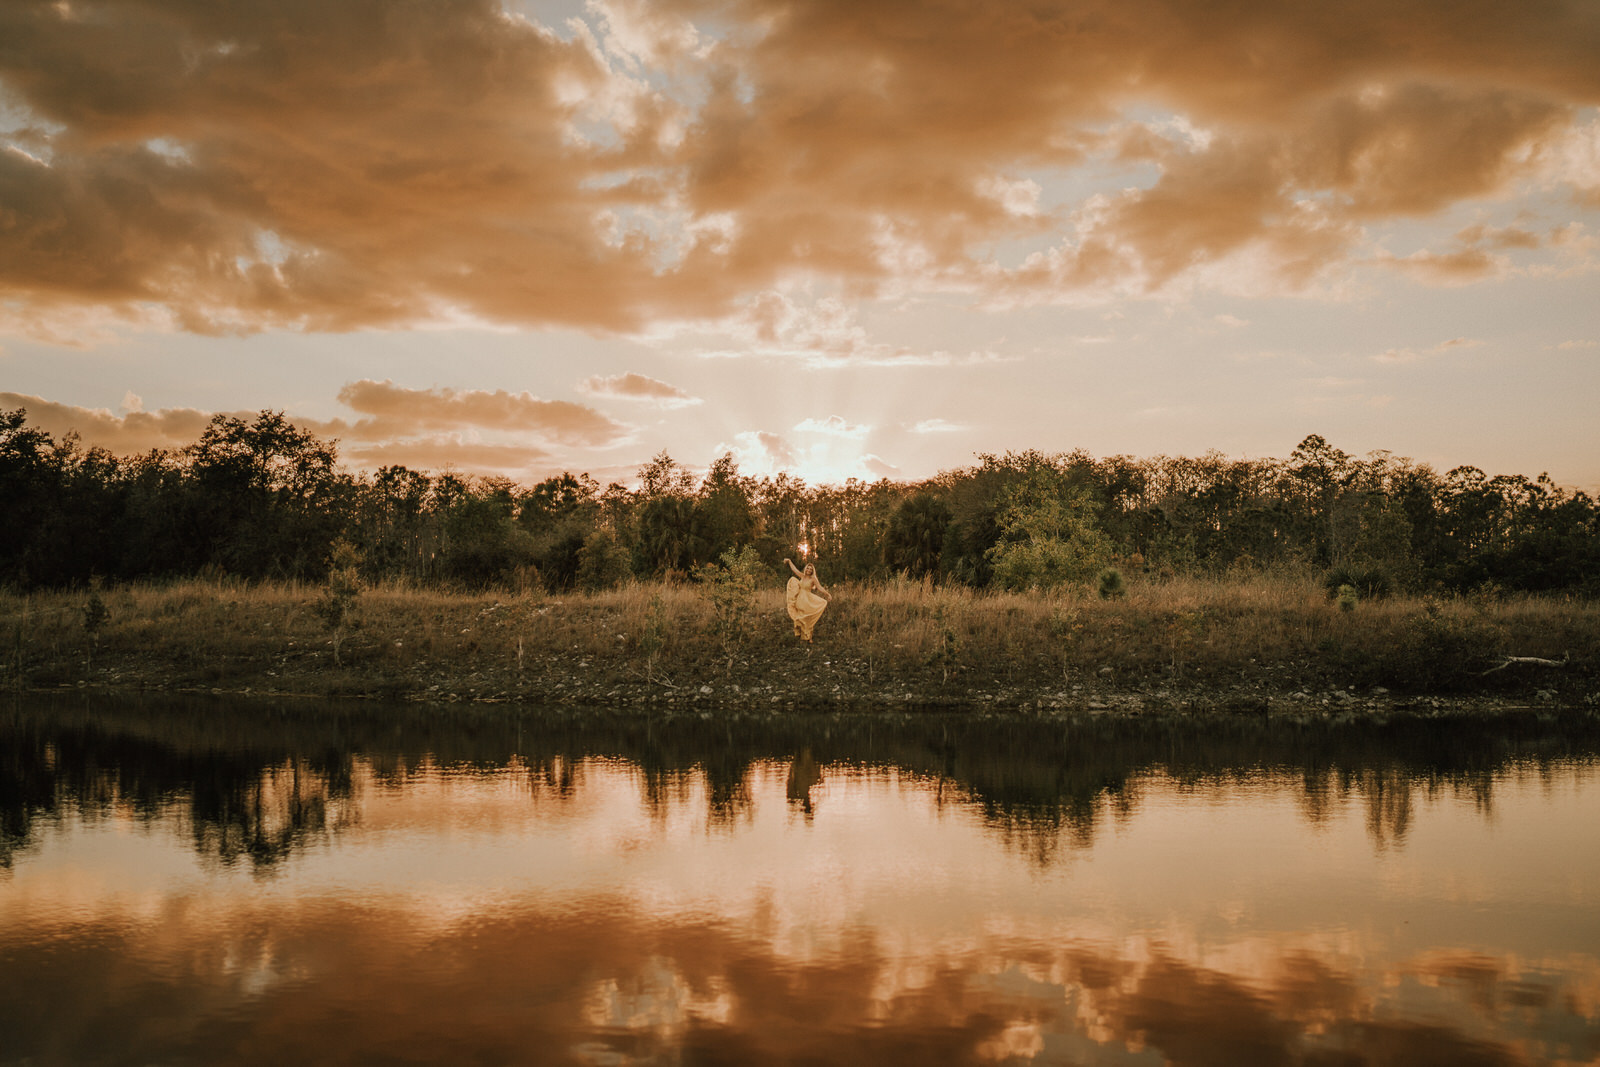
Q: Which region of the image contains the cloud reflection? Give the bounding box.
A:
[2,898,1592,1065]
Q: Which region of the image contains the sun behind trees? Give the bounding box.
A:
[2,408,1599,599]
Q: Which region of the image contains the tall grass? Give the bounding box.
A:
[2,570,1596,700]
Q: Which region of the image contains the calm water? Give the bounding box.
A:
[3,697,1599,1066]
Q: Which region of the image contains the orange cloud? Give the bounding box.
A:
[332,380,628,447]
[4,379,626,474]
[341,439,551,475]
[0,391,239,454]
[578,372,702,407]
[1,0,1597,340]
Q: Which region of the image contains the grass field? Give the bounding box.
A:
[4,570,1597,709]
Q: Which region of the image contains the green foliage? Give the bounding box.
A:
[985,469,1113,592]
[576,528,632,593]
[1097,567,1126,600]
[637,494,697,573]
[82,579,109,638]
[884,492,952,577]
[1323,566,1393,601]
[1337,584,1358,612]
[312,539,363,665]
[4,405,1600,600]
[694,545,766,672]
[1373,600,1505,691]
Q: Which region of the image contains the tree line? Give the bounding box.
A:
[3,407,1597,596]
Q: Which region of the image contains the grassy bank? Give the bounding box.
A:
[4,572,1597,712]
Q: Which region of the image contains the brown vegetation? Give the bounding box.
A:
[4,570,1596,712]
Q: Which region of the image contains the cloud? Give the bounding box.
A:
[332,380,627,447]
[910,419,968,434]
[341,439,551,476]
[578,372,701,408]
[0,391,236,453]
[861,454,901,479]
[1372,338,1485,364]
[1556,339,1598,350]
[0,0,1596,344]
[724,430,800,475]
[665,289,1016,367]
[2,0,1596,345]
[794,415,869,439]
[3,380,626,474]
[1376,247,1504,285]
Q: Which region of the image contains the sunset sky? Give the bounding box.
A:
[3,0,1597,489]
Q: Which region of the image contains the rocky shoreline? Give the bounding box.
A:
[27,645,1585,718]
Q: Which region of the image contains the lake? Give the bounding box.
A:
[3,695,1598,1065]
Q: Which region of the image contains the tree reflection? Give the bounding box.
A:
[2,695,1598,871]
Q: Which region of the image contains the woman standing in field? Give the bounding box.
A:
[783,557,831,642]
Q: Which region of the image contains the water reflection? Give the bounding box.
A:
[2,695,1598,1065]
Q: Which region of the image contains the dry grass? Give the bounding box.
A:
[4,570,1598,703]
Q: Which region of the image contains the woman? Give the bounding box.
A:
[783,557,831,642]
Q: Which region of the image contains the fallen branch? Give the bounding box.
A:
[624,666,678,688]
[1481,654,1568,676]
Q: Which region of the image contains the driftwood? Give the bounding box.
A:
[1481,655,1568,676]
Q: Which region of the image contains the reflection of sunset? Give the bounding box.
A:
[4,749,1598,1064]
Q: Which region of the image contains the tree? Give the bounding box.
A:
[985,468,1113,592]
[437,478,538,587]
[637,494,696,575]
[693,453,756,566]
[884,491,951,577]
[576,528,632,592]
[637,450,695,499]
[180,411,349,579]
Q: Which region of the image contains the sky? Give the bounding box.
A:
[2,0,1598,490]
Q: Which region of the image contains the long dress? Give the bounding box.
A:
[786,576,829,642]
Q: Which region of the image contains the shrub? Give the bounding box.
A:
[694,545,766,672]
[576,528,632,593]
[1323,566,1393,602]
[1373,599,1504,690]
[1097,568,1127,600]
[312,539,363,665]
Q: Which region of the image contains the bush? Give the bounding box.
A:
[1323,565,1393,602]
[1373,600,1503,691]
[1097,567,1127,600]
[576,529,632,592]
[694,545,766,672]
